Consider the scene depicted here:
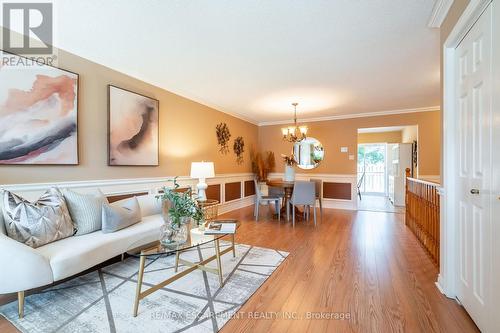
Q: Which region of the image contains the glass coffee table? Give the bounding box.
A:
[126,220,240,317]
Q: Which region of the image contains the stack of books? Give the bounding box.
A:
[204,220,237,235]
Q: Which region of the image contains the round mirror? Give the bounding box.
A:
[293,137,325,170]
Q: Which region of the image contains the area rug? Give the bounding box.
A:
[0,242,288,333]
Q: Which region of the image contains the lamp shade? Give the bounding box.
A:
[190,162,215,179]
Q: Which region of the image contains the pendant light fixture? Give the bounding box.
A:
[281,102,308,142]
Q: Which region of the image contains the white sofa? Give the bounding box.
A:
[0,193,164,317]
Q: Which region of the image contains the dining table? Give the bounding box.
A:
[266,179,302,219]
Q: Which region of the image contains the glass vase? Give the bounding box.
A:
[160,216,191,247]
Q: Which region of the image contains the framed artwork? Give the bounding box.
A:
[108,85,159,166]
[0,51,79,165]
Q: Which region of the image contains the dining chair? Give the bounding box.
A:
[254,179,281,221]
[287,181,316,227]
[309,178,323,219]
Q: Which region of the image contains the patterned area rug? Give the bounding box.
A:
[1,243,288,333]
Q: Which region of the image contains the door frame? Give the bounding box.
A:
[440,0,492,298]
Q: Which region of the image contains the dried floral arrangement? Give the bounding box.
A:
[250,149,275,182]
[215,123,231,154]
[281,154,297,166]
[233,136,245,164]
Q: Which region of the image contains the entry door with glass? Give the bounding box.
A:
[357,144,386,195]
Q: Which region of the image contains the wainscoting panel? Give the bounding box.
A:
[323,182,351,200]
[268,173,358,210]
[244,180,256,197]
[224,182,242,202]
[206,184,221,202]
[0,173,255,215]
[107,192,149,203]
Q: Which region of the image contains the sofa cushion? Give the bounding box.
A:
[36,214,163,281]
[102,197,141,233]
[2,188,75,248]
[136,194,162,217]
[63,188,107,235]
[0,202,5,236]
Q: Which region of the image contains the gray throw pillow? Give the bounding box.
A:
[2,188,75,248]
[102,197,141,233]
[63,188,107,235]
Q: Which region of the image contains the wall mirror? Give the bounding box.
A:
[293,137,325,169]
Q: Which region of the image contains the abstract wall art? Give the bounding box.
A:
[108,85,159,166]
[0,51,79,165]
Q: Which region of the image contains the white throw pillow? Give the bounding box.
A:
[101,197,142,233]
[63,188,107,235]
[136,194,161,217]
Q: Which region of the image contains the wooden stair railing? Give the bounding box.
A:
[405,168,440,267]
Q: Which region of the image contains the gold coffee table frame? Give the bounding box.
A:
[128,221,238,317]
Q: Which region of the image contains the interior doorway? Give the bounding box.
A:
[356,126,417,213]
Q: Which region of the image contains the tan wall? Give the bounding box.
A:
[357,131,402,144]
[259,111,441,175]
[0,46,257,184]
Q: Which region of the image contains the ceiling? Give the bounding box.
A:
[50,0,440,124]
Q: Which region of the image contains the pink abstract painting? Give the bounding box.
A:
[0,51,78,165]
[108,85,159,166]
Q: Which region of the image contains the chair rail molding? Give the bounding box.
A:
[0,173,255,215]
[441,0,492,298]
[428,0,455,28]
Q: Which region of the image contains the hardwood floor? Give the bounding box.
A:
[0,206,478,333]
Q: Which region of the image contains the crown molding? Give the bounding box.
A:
[258,106,441,126]
[428,0,454,28]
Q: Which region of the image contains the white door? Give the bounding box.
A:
[455,3,495,332]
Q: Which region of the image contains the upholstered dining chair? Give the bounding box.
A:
[287,181,317,227]
[309,178,323,219]
[254,179,281,221]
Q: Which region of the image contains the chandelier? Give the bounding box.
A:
[281,102,308,142]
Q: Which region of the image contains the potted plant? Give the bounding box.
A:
[281,154,297,181]
[157,177,201,246]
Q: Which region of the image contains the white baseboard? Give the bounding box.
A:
[435,274,446,294]
[218,196,255,215]
[322,199,357,210]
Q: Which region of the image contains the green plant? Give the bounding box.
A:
[156,177,200,227]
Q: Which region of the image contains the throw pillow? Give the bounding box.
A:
[63,188,107,235]
[102,197,141,233]
[136,194,161,217]
[2,188,75,248]
[0,200,6,235]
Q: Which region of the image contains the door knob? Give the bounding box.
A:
[470,189,480,194]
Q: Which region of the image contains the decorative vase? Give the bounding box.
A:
[160,216,190,246]
[284,165,295,181]
[160,201,191,246]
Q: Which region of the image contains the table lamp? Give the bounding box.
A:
[190,162,215,201]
